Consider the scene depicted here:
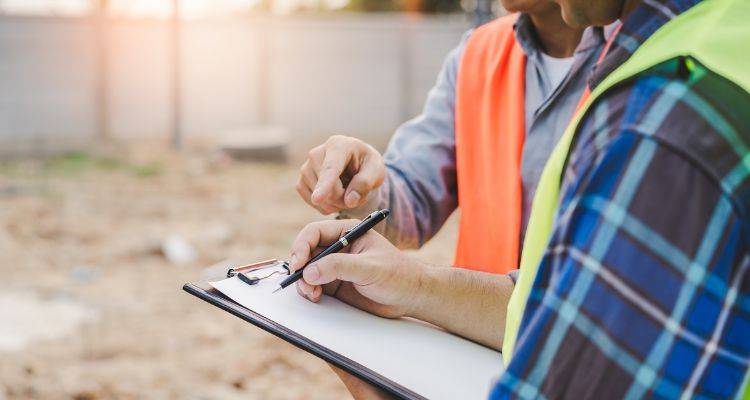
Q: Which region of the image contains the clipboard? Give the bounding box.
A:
[183,281,422,400]
[184,259,503,400]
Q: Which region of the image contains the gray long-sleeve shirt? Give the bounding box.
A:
[343,15,611,251]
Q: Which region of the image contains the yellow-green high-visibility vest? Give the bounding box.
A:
[502,1,750,396]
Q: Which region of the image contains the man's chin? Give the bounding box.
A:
[560,4,620,28]
[499,0,531,14]
[560,6,590,28]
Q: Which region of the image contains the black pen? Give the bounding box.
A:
[273,209,390,293]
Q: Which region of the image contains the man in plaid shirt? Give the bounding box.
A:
[492,0,750,398]
[288,0,749,398]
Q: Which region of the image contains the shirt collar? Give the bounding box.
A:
[588,0,703,89]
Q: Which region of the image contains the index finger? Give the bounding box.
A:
[312,150,350,204]
[290,219,359,271]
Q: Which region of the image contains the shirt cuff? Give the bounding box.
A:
[507,269,520,285]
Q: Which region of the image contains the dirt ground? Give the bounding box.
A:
[0,146,457,400]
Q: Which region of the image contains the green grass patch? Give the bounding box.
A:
[44,152,123,175]
[131,162,162,177]
[0,152,163,179]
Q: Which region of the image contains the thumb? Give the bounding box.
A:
[344,155,385,208]
[312,151,348,205]
[303,253,375,286]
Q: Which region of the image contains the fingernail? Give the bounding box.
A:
[291,254,298,268]
[345,191,361,206]
[312,187,323,201]
[305,264,321,283]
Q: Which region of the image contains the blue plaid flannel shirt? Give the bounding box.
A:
[490,0,750,398]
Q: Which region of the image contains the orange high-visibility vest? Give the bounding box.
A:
[453,15,609,275]
[454,14,526,274]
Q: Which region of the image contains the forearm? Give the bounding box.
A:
[407,266,514,350]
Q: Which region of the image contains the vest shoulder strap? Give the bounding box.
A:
[462,13,518,61]
[453,13,526,274]
[456,13,521,97]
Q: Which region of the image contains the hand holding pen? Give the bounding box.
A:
[287,213,423,320]
[275,209,390,293]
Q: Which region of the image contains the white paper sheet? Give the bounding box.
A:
[210,276,504,400]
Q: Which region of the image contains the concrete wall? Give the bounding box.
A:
[0,17,98,155]
[0,14,470,156]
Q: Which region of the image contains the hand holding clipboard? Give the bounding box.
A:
[184,210,505,400]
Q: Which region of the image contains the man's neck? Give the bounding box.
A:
[528,5,585,58]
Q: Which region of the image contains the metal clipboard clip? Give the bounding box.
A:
[226,259,290,286]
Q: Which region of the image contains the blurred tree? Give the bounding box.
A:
[255,0,273,12]
[344,0,399,12]
[345,0,462,13]
[244,0,463,14]
[411,0,462,13]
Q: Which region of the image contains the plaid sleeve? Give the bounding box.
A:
[491,74,750,399]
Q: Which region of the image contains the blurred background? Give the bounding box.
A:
[0,1,498,398]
